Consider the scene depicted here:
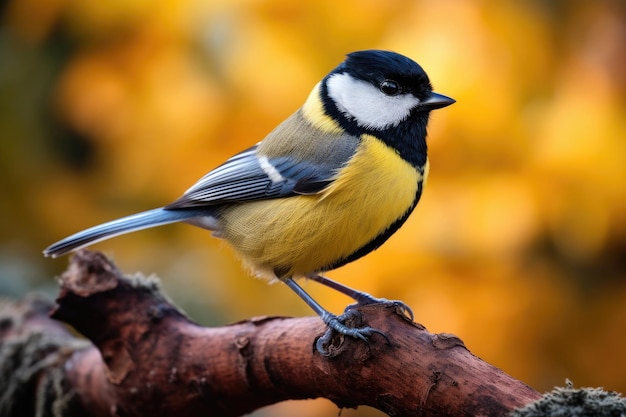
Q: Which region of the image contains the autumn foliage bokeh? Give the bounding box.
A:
[1,1,625,416]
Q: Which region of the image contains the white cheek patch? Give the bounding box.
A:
[327,73,421,130]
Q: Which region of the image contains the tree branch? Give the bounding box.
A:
[1,250,541,416]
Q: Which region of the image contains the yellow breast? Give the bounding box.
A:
[218,134,426,280]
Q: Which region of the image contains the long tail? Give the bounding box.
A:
[43,208,205,258]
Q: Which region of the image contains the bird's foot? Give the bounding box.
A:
[345,296,414,322]
[306,274,414,321]
[316,309,389,356]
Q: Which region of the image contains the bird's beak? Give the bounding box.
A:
[419,92,455,111]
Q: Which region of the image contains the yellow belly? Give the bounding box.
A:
[218,135,426,279]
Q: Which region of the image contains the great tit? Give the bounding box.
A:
[44,50,454,351]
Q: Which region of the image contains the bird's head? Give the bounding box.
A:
[320,50,455,134]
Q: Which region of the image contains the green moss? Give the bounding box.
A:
[512,381,626,417]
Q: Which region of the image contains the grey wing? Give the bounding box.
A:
[166,143,353,208]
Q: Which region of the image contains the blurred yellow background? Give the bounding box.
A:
[1,0,625,415]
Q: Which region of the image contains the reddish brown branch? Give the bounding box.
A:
[1,251,541,416]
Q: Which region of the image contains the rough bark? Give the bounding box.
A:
[0,250,542,416]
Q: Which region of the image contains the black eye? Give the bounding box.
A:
[380,79,401,96]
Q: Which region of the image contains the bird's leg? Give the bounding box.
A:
[282,277,387,355]
[306,273,414,321]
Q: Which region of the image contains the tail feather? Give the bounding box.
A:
[43,208,204,258]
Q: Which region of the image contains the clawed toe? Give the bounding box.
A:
[388,300,414,321]
[316,309,390,355]
[344,298,414,322]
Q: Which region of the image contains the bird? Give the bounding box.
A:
[44,50,455,353]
